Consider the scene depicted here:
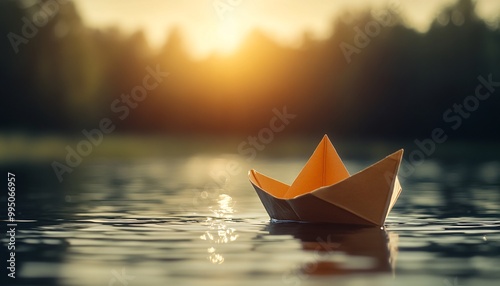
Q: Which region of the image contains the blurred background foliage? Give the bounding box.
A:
[0,0,499,141]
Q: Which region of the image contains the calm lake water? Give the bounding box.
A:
[1,152,500,286]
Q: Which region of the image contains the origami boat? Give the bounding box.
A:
[249,135,404,226]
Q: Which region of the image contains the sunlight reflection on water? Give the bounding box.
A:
[200,194,239,264]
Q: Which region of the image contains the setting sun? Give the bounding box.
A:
[213,17,247,55]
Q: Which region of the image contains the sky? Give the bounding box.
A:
[72,0,500,59]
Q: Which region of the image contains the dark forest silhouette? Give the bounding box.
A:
[1,0,499,140]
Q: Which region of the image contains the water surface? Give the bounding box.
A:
[1,154,499,286]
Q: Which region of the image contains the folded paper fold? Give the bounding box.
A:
[249,135,404,226]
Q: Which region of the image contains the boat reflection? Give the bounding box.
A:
[268,223,398,276]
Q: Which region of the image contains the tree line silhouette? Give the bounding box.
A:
[1,0,499,140]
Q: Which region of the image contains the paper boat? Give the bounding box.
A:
[249,135,404,226]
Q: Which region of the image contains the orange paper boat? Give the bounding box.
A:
[249,135,404,226]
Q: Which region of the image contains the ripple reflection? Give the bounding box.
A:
[200,194,239,264]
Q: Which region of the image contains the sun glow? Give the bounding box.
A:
[213,18,247,56]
